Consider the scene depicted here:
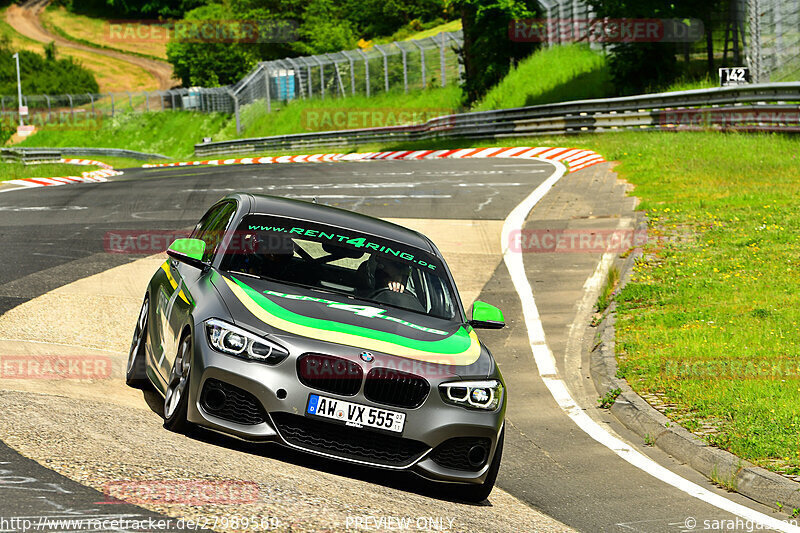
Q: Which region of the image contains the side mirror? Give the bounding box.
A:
[167,238,207,270]
[469,301,505,329]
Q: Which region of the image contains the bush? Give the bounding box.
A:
[0,39,98,95]
[608,43,678,95]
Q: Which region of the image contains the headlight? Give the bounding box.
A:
[439,380,503,411]
[205,318,289,364]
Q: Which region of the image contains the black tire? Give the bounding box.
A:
[163,334,193,433]
[126,296,150,388]
[457,427,504,503]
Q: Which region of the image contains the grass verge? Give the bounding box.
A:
[605,133,800,478]
[0,161,100,180]
[227,86,463,140]
[17,112,229,159]
[596,265,620,313]
[472,44,613,111]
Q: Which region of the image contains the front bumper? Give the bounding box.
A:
[186,335,505,484]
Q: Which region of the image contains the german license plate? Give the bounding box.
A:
[306,394,405,433]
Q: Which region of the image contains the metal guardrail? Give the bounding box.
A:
[0,148,61,164]
[194,83,800,156]
[8,147,170,161]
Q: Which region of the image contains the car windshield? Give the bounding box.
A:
[219,214,459,320]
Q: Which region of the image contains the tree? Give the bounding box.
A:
[453,0,540,105]
[585,0,728,94]
[166,3,296,87]
[584,0,680,94]
[294,0,357,55]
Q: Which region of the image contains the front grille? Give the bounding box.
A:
[431,437,492,471]
[200,378,267,425]
[271,412,429,467]
[364,368,430,408]
[297,353,363,396]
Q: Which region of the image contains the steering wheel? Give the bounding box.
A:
[369,287,425,313]
[369,287,397,299]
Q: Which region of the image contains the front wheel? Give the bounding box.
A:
[456,427,504,503]
[163,334,193,433]
[126,297,150,388]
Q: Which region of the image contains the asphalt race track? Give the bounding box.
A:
[0,159,791,532]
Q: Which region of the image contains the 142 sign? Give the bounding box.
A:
[719,67,750,86]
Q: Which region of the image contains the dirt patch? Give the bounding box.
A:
[6,0,175,91]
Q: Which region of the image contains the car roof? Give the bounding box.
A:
[231,193,436,253]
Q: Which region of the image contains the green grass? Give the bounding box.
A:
[0,161,101,180]
[603,133,800,477]
[221,86,463,139]
[472,44,613,111]
[373,19,461,44]
[596,265,620,313]
[663,76,718,92]
[402,19,462,41]
[17,112,230,159]
[14,87,463,155]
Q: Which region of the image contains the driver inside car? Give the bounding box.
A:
[366,256,425,313]
[375,258,409,293]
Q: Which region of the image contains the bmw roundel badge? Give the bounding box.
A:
[360,351,375,363]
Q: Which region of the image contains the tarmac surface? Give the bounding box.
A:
[0,158,791,532]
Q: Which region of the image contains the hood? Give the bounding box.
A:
[219,274,483,366]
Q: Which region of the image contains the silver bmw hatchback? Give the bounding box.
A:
[127,193,507,502]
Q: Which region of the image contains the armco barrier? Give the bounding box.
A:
[9,147,171,161]
[194,83,800,157]
[1,148,61,163]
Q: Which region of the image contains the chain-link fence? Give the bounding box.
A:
[536,0,595,46]
[1,88,234,115]
[0,87,235,137]
[235,31,463,105]
[749,0,800,82]
[225,31,463,132]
